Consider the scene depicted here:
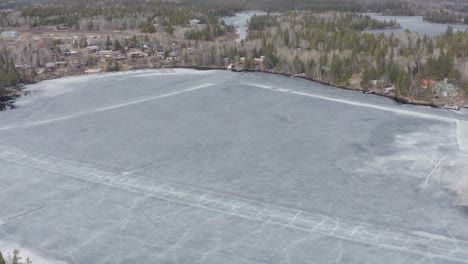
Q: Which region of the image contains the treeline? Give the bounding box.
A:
[369,1,415,16]
[0,249,32,264]
[0,47,21,93]
[1,0,243,31]
[424,10,468,24]
[245,13,468,101]
[2,0,468,29]
[248,13,398,32]
[185,23,234,41]
[0,0,49,10]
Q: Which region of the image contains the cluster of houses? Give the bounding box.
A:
[369,78,459,98]
[227,56,264,71]
[421,78,459,97]
[37,34,186,74]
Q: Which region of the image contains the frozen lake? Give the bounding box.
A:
[0,69,468,263]
[224,11,267,42]
[365,13,468,37]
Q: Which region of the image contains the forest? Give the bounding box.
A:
[244,13,468,101]
[423,10,468,24]
[1,0,468,29]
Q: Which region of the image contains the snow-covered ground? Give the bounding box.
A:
[0,69,467,263]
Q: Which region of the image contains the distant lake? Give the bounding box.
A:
[365,13,468,37]
[224,12,468,40]
[224,11,267,42]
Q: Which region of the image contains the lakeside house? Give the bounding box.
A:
[15,64,32,69]
[45,62,56,71]
[87,46,100,53]
[97,50,113,56]
[156,51,165,59]
[437,83,458,97]
[254,56,264,64]
[115,54,126,60]
[128,52,147,59]
[239,56,264,65]
[370,79,384,87]
[421,79,435,89]
[383,86,395,94]
[189,19,201,26]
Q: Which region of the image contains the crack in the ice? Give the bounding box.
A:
[1,145,468,263]
[421,154,449,187]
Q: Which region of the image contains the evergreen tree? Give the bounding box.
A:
[283,29,290,46]
[263,44,278,69]
[244,56,254,70]
[0,47,21,90]
[292,54,304,74]
[12,249,20,264]
[105,35,112,49]
[396,70,410,97]
[330,54,342,82]
[142,23,156,33]
[0,251,6,264]
[114,40,123,52]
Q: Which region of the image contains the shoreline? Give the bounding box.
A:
[172,65,440,108]
[21,65,455,110]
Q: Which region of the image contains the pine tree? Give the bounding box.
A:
[0,251,6,264]
[244,56,254,70]
[12,249,20,264]
[292,54,304,74]
[105,35,112,50]
[330,54,342,82]
[396,70,410,97]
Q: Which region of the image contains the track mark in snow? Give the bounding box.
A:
[421,154,448,186]
[1,207,45,226]
[1,145,468,263]
[245,83,466,124]
[94,84,212,112]
[0,84,213,131]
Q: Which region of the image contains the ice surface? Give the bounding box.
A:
[365,13,468,37]
[0,69,467,263]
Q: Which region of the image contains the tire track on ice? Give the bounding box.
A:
[0,145,468,262]
[0,84,213,131]
[245,83,467,124]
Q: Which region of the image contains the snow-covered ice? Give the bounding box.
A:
[0,69,467,263]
